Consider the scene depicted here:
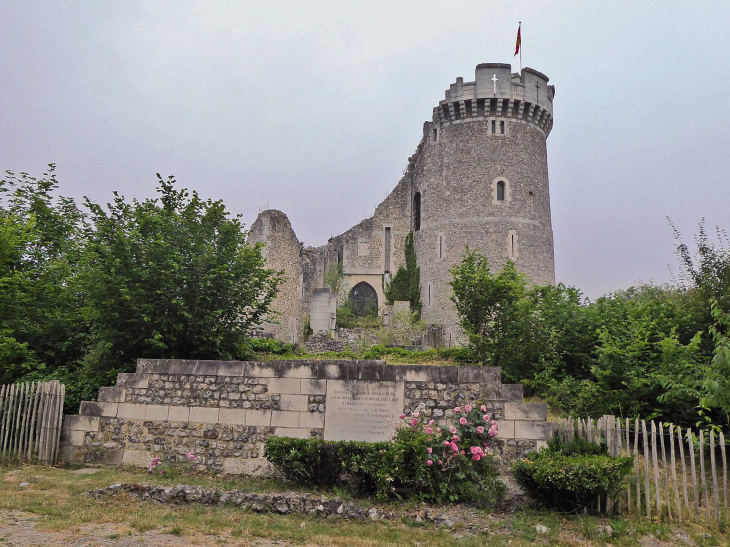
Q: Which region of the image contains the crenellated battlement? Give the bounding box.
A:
[432,64,555,136]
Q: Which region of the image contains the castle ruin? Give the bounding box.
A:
[249,63,556,344]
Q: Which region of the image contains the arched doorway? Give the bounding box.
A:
[350,282,378,317]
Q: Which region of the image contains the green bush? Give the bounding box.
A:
[511,437,633,513]
[264,437,348,487]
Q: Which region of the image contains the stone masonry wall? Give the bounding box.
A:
[61,359,551,473]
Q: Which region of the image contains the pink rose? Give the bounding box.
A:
[453,407,461,413]
[449,426,457,434]
[426,427,433,434]
[443,441,451,447]
[476,426,485,434]
[428,419,434,426]
[459,417,467,425]
[438,460,443,465]
[436,427,441,433]
[450,442,458,452]
[480,405,487,412]
[427,460,433,466]
[399,414,406,420]
[464,405,472,412]
[482,414,491,422]
[452,435,460,442]
[427,447,433,454]
[472,454,481,461]
[413,412,420,418]
[411,418,418,427]
[460,450,465,455]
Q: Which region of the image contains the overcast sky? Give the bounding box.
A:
[2,1,728,299]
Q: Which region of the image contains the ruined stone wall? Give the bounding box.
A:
[249,210,304,342]
[61,359,551,473]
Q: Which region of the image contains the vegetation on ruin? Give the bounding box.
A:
[384,231,422,318]
[0,166,282,411]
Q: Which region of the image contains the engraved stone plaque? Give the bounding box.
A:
[324,380,405,442]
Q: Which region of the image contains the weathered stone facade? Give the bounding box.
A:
[61,359,551,473]
[248,62,556,343]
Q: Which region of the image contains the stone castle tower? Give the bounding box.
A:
[249,63,556,344]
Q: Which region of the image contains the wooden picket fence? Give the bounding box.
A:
[0,380,65,464]
[553,416,730,527]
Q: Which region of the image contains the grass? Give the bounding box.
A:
[1,463,729,545]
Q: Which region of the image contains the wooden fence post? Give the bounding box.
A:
[711,431,720,526]
[669,424,681,520]
[643,420,651,518]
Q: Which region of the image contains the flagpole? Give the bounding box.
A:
[519,22,522,71]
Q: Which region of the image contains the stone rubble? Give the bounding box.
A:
[88,483,507,527]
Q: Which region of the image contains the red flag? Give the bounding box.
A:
[514,24,521,56]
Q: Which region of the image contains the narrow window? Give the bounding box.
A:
[428,284,431,306]
[492,120,496,134]
[496,181,505,201]
[500,121,505,134]
[438,235,442,258]
[384,227,391,273]
[432,128,438,142]
[511,234,515,256]
[413,192,421,231]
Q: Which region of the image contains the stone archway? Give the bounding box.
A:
[349,282,378,317]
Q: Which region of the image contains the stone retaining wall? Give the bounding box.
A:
[61,359,551,474]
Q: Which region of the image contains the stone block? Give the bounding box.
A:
[357,362,396,381]
[117,403,146,420]
[219,408,247,425]
[514,421,552,440]
[79,401,118,418]
[395,365,444,383]
[65,429,86,446]
[136,359,169,374]
[246,410,271,426]
[499,384,524,401]
[123,450,152,468]
[457,366,500,384]
[271,411,299,428]
[223,458,274,476]
[63,415,99,432]
[168,359,219,376]
[279,394,308,412]
[98,387,127,403]
[116,373,149,389]
[168,406,190,422]
[249,362,317,379]
[144,404,169,421]
[60,445,83,463]
[267,377,301,394]
[504,403,547,421]
[216,361,248,377]
[316,362,359,380]
[189,406,219,424]
[300,379,326,395]
[495,420,515,439]
[298,412,324,429]
[274,427,309,439]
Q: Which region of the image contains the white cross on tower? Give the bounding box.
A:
[491,73,499,95]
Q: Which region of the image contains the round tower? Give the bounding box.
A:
[411,63,556,337]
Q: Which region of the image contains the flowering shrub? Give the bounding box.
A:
[391,404,503,503]
[263,404,503,503]
[147,451,197,479]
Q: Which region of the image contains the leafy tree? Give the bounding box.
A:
[449,250,526,366]
[323,263,346,302]
[80,175,283,377]
[699,300,730,421]
[0,165,87,385]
